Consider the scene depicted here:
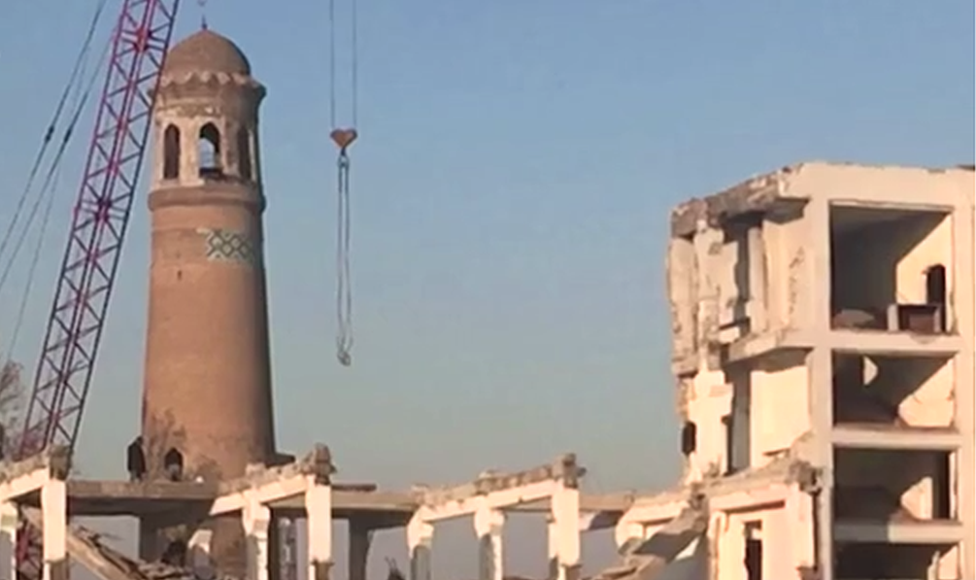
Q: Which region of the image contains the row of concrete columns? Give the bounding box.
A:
[408,484,581,580]
[0,470,582,580]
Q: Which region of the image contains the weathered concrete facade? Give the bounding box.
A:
[140,29,276,577]
[663,162,975,579]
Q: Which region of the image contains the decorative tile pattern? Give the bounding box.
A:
[198,228,261,266]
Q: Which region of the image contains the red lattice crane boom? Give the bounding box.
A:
[13,0,181,577]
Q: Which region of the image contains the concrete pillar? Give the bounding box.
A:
[473,502,504,580]
[41,479,67,580]
[0,502,17,580]
[406,514,433,580]
[746,224,767,331]
[348,518,372,580]
[549,484,580,580]
[305,479,332,580]
[243,498,272,580]
[546,515,560,579]
[719,517,747,580]
[785,486,815,577]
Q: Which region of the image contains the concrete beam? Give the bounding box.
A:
[618,458,818,532]
[831,425,964,450]
[411,454,584,580]
[834,520,965,544]
[414,454,583,522]
[211,444,335,516]
[269,490,630,522]
[0,446,71,503]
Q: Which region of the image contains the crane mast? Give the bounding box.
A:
[16,0,179,458]
[14,0,180,577]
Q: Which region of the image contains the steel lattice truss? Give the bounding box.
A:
[14,0,180,577]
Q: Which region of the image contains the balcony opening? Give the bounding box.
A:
[836,543,952,579]
[829,205,951,333]
[832,352,953,428]
[834,448,954,522]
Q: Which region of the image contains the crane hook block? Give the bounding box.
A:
[330,128,358,150]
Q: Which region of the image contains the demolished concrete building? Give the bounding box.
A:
[0,446,628,580]
[5,18,974,580]
[658,162,975,579]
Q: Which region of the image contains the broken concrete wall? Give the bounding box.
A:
[682,376,731,480]
[667,235,698,377]
[748,355,810,467]
[709,505,795,580]
[760,210,808,333]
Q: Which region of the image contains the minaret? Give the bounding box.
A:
[140,28,276,577]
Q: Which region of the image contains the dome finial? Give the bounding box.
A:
[197,0,208,30]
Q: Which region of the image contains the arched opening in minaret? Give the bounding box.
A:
[164,447,184,481]
[198,122,223,178]
[236,126,252,180]
[162,125,180,179]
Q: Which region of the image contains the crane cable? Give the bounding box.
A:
[0,39,110,296]
[329,0,359,367]
[0,0,109,277]
[0,33,112,366]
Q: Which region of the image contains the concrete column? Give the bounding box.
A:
[718,518,747,580]
[785,486,815,577]
[473,502,505,580]
[305,479,333,580]
[549,484,580,580]
[746,224,767,331]
[546,515,557,579]
[41,479,67,580]
[406,514,433,580]
[807,346,834,580]
[0,502,17,580]
[348,518,372,580]
[243,497,272,580]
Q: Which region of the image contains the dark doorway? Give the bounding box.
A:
[164,447,184,481]
[744,522,762,580]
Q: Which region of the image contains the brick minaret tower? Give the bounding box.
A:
[140,28,276,577]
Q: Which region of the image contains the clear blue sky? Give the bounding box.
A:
[0,0,973,577]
